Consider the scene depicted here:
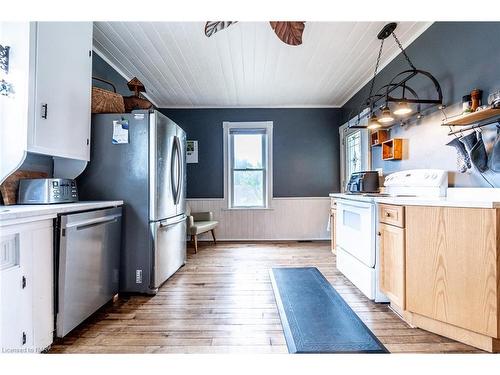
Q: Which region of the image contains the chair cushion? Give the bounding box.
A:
[188,220,218,235]
[192,211,213,221]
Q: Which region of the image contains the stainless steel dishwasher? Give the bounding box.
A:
[55,206,122,338]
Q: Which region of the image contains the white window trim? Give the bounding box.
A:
[223,121,273,210]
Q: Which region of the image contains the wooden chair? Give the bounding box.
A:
[186,207,218,253]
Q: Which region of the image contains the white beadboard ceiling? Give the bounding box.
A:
[93,21,432,108]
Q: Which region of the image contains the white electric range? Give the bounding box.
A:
[332,169,448,302]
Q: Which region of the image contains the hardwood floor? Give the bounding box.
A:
[49,241,481,354]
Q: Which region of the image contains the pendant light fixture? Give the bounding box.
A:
[349,23,443,129]
[378,104,394,123]
[393,101,412,116]
[367,112,381,129]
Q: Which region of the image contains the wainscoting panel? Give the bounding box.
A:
[187,197,330,241]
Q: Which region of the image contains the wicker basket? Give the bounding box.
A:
[91,77,125,114]
[123,95,153,112]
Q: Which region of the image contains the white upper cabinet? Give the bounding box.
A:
[28,22,92,161]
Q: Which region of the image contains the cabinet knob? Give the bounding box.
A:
[385,212,391,217]
[377,232,381,236]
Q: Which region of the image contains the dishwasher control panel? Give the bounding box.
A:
[18,178,79,204]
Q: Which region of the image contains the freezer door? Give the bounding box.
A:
[150,111,178,221]
[152,214,186,289]
[56,207,122,337]
[176,126,187,216]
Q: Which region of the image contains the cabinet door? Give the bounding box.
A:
[379,223,405,310]
[0,233,33,352]
[406,206,498,338]
[0,266,26,351]
[30,22,92,160]
[1,220,53,353]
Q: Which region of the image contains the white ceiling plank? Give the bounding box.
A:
[94,22,169,104]
[93,21,431,108]
[115,22,192,105]
[92,25,162,105]
[136,22,197,105]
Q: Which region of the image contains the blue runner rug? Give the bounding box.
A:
[270,267,388,353]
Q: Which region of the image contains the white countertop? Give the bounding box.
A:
[0,201,124,222]
[330,188,500,209]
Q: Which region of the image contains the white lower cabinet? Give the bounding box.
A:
[0,219,53,353]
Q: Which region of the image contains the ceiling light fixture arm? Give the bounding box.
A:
[374,83,421,112]
[367,39,385,109]
[352,22,444,129]
[384,69,443,105]
[391,32,416,70]
[350,83,422,128]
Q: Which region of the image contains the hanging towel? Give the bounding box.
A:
[459,130,478,153]
[490,125,500,172]
[446,137,471,173]
[469,131,489,172]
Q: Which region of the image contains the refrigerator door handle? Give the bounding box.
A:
[174,136,182,205]
[170,138,178,204]
[64,214,122,230]
[160,214,187,227]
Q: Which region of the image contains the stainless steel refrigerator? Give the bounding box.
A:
[77,109,187,294]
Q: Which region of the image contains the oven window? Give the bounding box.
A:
[343,209,361,230]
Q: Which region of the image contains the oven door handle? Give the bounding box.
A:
[337,200,373,210]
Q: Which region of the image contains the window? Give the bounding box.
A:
[339,112,370,192]
[345,130,362,180]
[223,122,273,209]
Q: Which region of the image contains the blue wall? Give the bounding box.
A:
[341,22,500,187]
[92,53,131,96]
[160,108,342,198]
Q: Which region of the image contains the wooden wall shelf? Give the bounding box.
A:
[382,138,403,161]
[442,107,500,126]
[370,129,389,147]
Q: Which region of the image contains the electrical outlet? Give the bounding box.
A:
[135,270,142,284]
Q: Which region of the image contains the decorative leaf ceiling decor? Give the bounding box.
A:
[205,21,306,46]
[269,21,305,46]
[204,21,238,37]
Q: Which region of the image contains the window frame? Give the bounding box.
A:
[339,109,371,192]
[223,121,273,210]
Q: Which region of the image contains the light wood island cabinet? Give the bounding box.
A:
[377,203,500,352]
[404,205,500,352]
